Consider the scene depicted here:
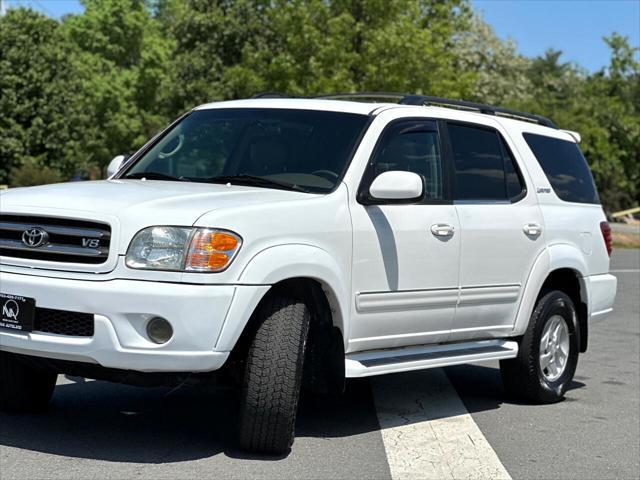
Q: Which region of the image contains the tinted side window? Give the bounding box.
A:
[500,137,526,199]
[523,133,599,204]
[368,121,444,200]
[449,124,507,200]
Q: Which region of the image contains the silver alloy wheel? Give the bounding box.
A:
[539,315,570,382]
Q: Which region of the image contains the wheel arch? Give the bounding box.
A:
[514,245,589,352]
[237,244,349,334]
[218,245,350,393]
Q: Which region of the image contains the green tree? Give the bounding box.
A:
[454,13,532,105]
[61,0,173,169]
[590,34,640,208]
[160,0,475,112]
[9,159,62,187]
[0,9,88,184]
[508,37,640,211]
[1,0,637,210]
[520,39,639,211]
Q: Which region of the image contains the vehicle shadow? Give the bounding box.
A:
[0,364,583,464]
[365,205,399,290]
[445,363,586,413]
[0,376,380,464]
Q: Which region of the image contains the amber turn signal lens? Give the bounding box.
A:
[185,229,242,272]
[210,233,239,251]
[191,232,238,252]
[186,252,229,269]
[207,253,229,268]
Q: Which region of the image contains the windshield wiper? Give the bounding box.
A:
[206,174,309,193]
[123,171,191,182]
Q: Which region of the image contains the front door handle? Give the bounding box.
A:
[523,222,542,236]
[431,223,455,237]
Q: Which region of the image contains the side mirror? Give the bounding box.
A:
[368,171,424,203]
[106,154,129,178]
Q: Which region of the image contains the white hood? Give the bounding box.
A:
[0,179,312,254]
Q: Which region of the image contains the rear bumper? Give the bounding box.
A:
[0,270,268,372]
[585,273,617,323]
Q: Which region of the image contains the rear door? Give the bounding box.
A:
[442,121,546,341]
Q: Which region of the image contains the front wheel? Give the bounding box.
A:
[500,290,579,403]
[238,294,310,454]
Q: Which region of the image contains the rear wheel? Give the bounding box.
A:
[238,294,310,454]
[500,290,579,403]
[0,351,57,413]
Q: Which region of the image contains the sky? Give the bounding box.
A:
[3,0,639,72]
[473,0,640,72]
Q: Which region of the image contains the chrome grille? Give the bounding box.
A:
[0,214,111,264]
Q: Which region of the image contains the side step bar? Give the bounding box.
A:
[345,340,519,378]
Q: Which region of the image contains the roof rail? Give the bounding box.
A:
[398,95,557,129]
[311,92,557,129]
[250,92,295,99]
[312,92,408,102]
[249,92,557,129]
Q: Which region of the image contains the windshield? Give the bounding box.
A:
[121,108,369,193]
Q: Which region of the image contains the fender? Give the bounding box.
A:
[512,243,589,336]
[547,243,590,278]
[214,244,351,352]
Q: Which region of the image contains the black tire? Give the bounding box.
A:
[238,295,310,454]
[500,290,579,403]
[0,351,57,413]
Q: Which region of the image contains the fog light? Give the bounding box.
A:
[146,317,173,344]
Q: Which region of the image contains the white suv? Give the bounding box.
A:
[0,94,617,454]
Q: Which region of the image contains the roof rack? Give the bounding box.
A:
[398,95,557,129]
[313,92,557,129]
[249,92,557,129]
[251,92,296,99]
[313,92,408,102]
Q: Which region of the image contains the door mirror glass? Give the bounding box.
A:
[369,171,424,202]
[106,154,129,178]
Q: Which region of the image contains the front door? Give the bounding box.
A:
[349,119,460,352]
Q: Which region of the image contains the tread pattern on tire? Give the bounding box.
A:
[500,290,578,404]
[238,295,310,454]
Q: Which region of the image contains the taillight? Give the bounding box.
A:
[600,221,612,257]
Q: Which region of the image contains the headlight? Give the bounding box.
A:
[125,226,242,272]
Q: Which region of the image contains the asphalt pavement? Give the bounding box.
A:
[1,249,638,479]
[446,248,640,479]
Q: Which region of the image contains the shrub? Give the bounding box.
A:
[9,160,63,188]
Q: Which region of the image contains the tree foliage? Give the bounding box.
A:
[9,159,62,187]
[159,0,473,109]
[454,13,532,105]
[0,9,87,182]
[0,0,637,210]
[512,37,640,209]
[63,0,173,162]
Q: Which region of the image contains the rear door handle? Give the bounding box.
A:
[523,223,542,236]
[431,223,455,237]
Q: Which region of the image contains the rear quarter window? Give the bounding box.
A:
[523,132,600,204]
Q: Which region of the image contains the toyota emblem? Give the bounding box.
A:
[22,227,50,248]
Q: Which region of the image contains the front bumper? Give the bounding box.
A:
[0,270,269,372]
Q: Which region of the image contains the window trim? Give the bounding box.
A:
[357,117,452,206]
[440,120,528,205]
